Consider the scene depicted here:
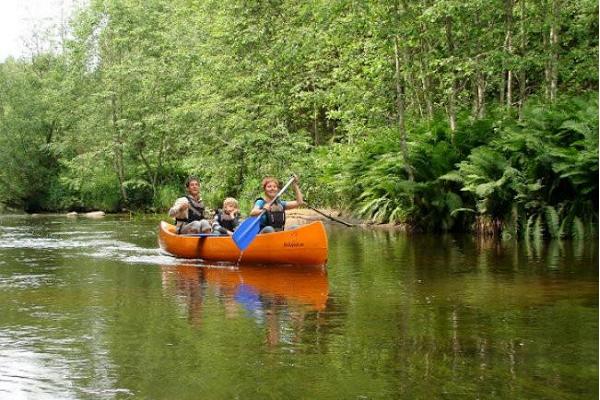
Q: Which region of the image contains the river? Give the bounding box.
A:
[0,214,597,399]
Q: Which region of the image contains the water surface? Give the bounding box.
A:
[0,215,597,399]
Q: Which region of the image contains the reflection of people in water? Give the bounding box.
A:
[234,284,265,322]
[233,284,308,347]
[161,265,206,328]
[162,264,331,346]
[265,299,308,347]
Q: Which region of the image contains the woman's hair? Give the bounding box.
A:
[261,176,280,189]
[185,175,199,187]
[223,197,238,208]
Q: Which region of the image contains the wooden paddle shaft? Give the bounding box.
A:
[306,204,354,227]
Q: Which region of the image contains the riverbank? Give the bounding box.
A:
[0,208,410,231]
[286,207,411,231]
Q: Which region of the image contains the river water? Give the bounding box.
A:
[0,215,597,399]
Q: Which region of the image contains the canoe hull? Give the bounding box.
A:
[158,221,328,265]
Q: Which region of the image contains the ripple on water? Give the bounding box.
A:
[52,231,113,236]
[0,274,57,289]
[0,238,90,250]
[0,342,78,399]
[0,227,175,267]
[0,330,131,399]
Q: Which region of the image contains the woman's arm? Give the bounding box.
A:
[249,199,265,216]
[284,177,304,210]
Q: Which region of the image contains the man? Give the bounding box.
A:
[169,176,212,234]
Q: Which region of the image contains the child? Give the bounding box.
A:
[249,175,303,233]
[212,197,241,235]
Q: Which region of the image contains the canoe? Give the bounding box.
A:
[158,221,328,265]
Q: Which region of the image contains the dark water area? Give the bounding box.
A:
[0,215,597,399]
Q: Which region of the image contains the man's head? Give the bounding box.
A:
[185,176,200,197]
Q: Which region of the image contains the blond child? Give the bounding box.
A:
[212,197,241,235]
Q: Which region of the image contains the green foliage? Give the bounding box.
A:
[0,0,596,241]
[544,206,561,239]
[572,217,586,240]
[334,121,472,231]
[450,95,598,238]
[123,179,153,210]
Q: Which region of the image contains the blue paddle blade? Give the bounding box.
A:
[232,217,261,251]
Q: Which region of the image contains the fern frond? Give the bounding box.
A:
[572,217,585,240]
[525,214,536,238]
[533,214,544,240]
[544,206,560,239]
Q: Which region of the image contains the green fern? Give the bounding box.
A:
[533,214,544,241]
[544,206,561,239]
[502,205,520,240]
[572,217,585,240]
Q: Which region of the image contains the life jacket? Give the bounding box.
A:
[175,195,206,225]
[257,198,286,230]
[216,210,240,232]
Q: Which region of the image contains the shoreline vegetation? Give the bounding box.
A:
[0,0,597,239]
[2,204,596,238]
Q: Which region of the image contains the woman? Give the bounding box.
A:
[249,175,303,233]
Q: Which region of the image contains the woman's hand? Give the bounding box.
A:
[292,174,300,185]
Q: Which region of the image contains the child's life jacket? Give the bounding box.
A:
[215,210,240,232]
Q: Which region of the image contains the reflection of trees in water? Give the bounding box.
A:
[327,230,597,398]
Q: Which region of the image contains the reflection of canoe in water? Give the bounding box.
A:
[204,264,329,311]
[158,221,328,265]
[164,264,329,311]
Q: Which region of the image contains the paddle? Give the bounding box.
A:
[232,176,296,251]
[305,204,354,227]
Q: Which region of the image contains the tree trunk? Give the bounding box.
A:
[394,36,414,182]
[110,94,128,205]
[549,0,559,102]
[408,63,425,119]
[543,37,550,98]
[313,100,319,146]
[445,16,457,133]
[473,72,486,119]
[419,28,434,120]
[472,10,485,119]
[518,0,527,119]
[505,0,514,109]
[500,71,506,105]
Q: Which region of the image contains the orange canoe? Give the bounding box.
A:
[158,221,328,265]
